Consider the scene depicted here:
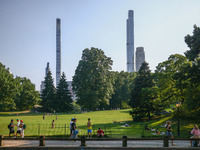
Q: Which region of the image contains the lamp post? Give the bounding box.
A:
[176,102,181,137]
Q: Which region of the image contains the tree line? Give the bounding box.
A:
[1,25,200,118]
[72,25,200,121]
[0,63,40,111]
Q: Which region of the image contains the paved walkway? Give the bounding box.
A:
[2,140,195,148]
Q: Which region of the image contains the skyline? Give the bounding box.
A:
[1,0,200,91]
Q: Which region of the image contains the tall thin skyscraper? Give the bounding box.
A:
[136,47,145,71]
[127,10,134,72]
[56,18,61,86]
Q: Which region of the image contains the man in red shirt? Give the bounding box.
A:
[97,128,104,138]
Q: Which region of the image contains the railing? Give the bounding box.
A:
[0,135,199,147]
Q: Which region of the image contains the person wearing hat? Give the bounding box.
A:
[9,119,16,137]
[20,120,25,138]
[15,118,22,137]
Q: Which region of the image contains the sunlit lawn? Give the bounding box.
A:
[0,109,193,138]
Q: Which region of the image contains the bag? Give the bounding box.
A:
[8,124,11,129]
[23,124,26,129]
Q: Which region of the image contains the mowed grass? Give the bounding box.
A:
[0,109,194,138]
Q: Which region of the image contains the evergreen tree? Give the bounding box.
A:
[41,70,56,112]
[130,62,160,121]
[184,25,200,61]
[56,72,73,112]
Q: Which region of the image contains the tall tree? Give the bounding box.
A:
[56,72,73,112]
[184,25,200,61]
[110,71,136,109]
[130,62,160,121]
[72,47,114,111]
[15,77,40,111]
[40,70,56,112]
[0,62,18,111]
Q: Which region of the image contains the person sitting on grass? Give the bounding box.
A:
[8,119,16,137]
[190,124,200,147]
[97,128,104,138]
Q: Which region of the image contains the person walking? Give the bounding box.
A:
[166,121,175,146]
[20,120,25,138]
[72,118,79,139]
[8,119,16,137]
[87,118,92,138]
[52,120,55,128]
[190,124,200,147]
[16,118,22,137]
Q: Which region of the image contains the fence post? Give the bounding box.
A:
[39,135,45,146]
[81,136,86,146]
[122,136,127,147]
[0,135,3,146]
[163,136,169,147]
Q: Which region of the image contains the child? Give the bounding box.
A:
[190,124,200,147]
[8,119,16,137]
[166,121,175,146]
[87,118,92,138]
[97,128,104,138]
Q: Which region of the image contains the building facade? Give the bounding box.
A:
[127,10,134,72]
[56,18,61,86]
[136,47,145,71]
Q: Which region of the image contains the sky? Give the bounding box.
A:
[0,0,200,91]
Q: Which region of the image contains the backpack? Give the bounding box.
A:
[23,124,26,129]
[8,124,11,129]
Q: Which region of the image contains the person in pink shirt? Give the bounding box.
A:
[190,124,200,146]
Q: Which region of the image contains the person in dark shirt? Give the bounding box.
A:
[166,121,175,146]
[72,118,79,139]
[9,119,16,137]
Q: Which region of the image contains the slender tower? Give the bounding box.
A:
[136,47,145,71]
[56,18,61,86]
[127,10,134,72]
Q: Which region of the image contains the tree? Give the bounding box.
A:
[56,72,73,112]
[130,62,160,121]
[0,62,18,111]
[155,54,189,104]
[40,70,56,112]
[15,77,40,111]
[72,47,114,111]
[184,25,200,61]
[110,71,136,109]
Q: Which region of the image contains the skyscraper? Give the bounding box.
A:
[40,62,50,93]
[136,47,145,71]
[56,18,61,86]
[127,10,134,72]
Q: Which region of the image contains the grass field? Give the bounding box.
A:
[0,109,194,138]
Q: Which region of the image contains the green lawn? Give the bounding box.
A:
[0,109,194,138]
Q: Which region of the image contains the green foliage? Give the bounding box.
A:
[72,47,114,111]
[15,77,40,111]
[56,72,73,112]
[0,62,18,111]
[155,54,189,104]
[40,70,56,112]
[110,71,136,109]
[130,62,161,121]
[184,24,200,61]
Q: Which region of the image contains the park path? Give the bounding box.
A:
[2,140,192,148]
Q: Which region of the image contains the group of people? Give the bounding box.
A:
[8,118,25,138]
[69,117,104,139]
[166,121,200,147]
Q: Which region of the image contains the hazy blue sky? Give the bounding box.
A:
[1,0,200,91]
